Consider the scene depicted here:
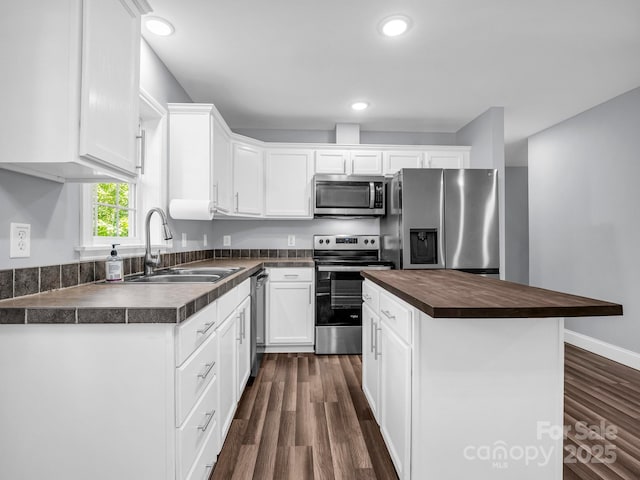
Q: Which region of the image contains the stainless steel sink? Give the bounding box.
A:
[124,266,244,283]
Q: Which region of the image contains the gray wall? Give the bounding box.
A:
[505,167,529,284]
[234,128,458,146]
[0,40,195,270]
[529,86,640,353]
[456,107,506,277]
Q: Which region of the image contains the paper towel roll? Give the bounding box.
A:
[169,199,215,220]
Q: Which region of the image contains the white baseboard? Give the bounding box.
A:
[564,329,640,371]
[262,345,315,354]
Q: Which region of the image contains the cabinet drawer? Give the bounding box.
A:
[176,301,217,367]
[236,278,251,301]
[379,292,413,344]
[362,280,380,312]
[176,330,218,427]
[217,288,238,324]
[185,419,219,480]
[177,375,218,480]
[268,268,313,282]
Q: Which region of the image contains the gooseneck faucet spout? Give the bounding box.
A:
[144,208,173,275]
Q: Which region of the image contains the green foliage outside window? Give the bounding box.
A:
[93,183,134,237]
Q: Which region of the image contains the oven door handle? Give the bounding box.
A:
[316,265,391,272]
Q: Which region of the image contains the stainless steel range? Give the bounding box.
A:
[314,234,392,354]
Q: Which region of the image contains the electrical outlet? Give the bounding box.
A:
[288,235,296,247]
[203,234,208,247]
[10,223,31,258]
[223,235,231,246]
[181,233,187,248]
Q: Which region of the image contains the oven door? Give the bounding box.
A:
[315,269,363,327]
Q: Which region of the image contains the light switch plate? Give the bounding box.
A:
[288,235,296,247]
[223,235,231,246]
[10,223,31,258]
[203,234,208,247]
[181,233,187,248]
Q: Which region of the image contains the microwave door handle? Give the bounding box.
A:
[369,182,375,208]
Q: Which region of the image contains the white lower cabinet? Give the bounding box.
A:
[362,280,413,480]
[362,302,381,421]
[379,319,412,479]
[217,309,238,442]
[236,296,251,396]
[266,268,314,348]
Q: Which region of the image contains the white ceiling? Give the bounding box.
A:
[143,0,640,162]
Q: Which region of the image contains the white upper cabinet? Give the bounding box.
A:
[383,151,423,176]
[350,150,383,175]
[79,0,142,173]
[232,143,263,216]
[315,150,349,174]
[212,115,233,212]
[314,149,383,175]
[169,104,215,204]
[425,149,470,169]
[0,0,151,183]
[265,149,313,218]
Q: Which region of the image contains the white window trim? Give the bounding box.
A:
[77,88,170,261]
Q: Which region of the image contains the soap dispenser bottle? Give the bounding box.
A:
[106,244,124,282]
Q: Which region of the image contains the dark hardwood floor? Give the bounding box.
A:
[211,353,398,480]
[563,344,640,480]
[211,346,640,480]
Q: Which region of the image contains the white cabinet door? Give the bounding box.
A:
[79,0,141,174]
[268,282,314,345]
[362,302,381,421]
[425,150,469,169]
[168,104,214,204]
[383,151,423,176]
[232,143,263,215]
[265,150,313,217]
[236,297,251,395]
[351,151,383,175]
[315,150,349,174]
[217,312,238,441]
[213,115,233,212]
[380,322,412,479]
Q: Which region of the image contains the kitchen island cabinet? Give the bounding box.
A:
[361,270,622,480]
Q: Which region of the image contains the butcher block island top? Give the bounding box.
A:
[361,269,623,318]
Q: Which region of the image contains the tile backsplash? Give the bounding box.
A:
[0,248,312,301]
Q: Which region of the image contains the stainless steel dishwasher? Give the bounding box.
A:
[250,270,268,377]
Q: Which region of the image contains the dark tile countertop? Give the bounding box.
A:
[362,269,623,318]
[0,258,314,325]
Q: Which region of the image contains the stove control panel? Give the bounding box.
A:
[313,235,379,250]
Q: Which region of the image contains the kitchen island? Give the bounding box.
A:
[360,269,622,480]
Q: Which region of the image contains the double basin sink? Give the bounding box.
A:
[125,266,244,284]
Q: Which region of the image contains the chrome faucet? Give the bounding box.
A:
[144,207,173,275]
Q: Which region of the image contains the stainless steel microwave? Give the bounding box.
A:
[313,175,385,217]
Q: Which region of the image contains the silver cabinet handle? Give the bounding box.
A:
[375,326,382,359]
[197,321,214,335]
[235,192,239,212]
[136,128,146,174]
[380,309,395,319]
[197,361,215,379]
[363,293,372,301]
[370,317,375,353]
[238,312,243,344]
[197,410,215,432]
[309,284,312,305]
[241,310,246,339]
[213,182,218,208]
[343,158,346,173]
[284,274,299,278]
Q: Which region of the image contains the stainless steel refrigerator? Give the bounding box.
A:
[380,168,499,274]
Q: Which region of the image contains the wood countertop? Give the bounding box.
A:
[0,258,313,324]
[361,269,623,318]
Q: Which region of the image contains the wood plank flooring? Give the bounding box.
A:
[211,346,640,480]
[563,344,640,480]
[211,353,398,480]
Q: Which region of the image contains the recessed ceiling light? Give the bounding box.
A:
[145,16,175,36]
[379,15,411,37]
[351,102,369,111]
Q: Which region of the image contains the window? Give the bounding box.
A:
[92,183,136,238]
